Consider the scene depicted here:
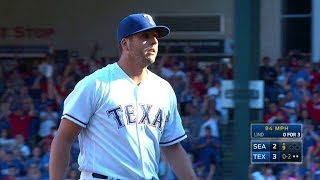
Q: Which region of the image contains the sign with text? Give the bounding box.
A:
[251,140,302,164]
[0,45,50,57]
[221,80,264,109]
[0,26,55,39]
[251,124,303,139]
[158,39,225,54]
[250,123,303,164]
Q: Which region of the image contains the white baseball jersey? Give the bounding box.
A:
[62,62,187,179]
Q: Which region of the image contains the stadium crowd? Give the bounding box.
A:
[250,52,320,180]
[0,48,319,180]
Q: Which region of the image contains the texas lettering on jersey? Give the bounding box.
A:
[61,63,187,178]
[107,103,169,131]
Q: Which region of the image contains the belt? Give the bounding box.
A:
[92,173,119,180]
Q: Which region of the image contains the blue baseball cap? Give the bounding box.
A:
[117,13,170,44]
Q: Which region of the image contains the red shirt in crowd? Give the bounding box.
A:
[307,99,320,124]
[8,110,33,139]
[308,71,320,91]
[263,110,289,124]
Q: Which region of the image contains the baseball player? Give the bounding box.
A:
[49,13,197,180]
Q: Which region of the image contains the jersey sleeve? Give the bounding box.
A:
[160,86,187,146]
[61,76,99,128]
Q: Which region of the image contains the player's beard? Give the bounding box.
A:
[143,47,157,65]
[129,44,158,68]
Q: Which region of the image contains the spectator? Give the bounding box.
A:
[249,164,265,180]
[0,129,15,150]
[8,108,33,140]
[297,109,311,124]
[306,62,320,92]
[25,66,44,99]
[192,72,206,96]
[218,59,233,80]
[169,74,186,103]
[180,81,193,111]
[195,126,220,178]
[259,56,278,102]
[39,126,56,153]
[2,165,23,180]
[37,54,54,79]
[312,157,320,180]
[1,82,19,109]
[189,87,204,110]
[7,69,25,94]
[291,77,311,103]
[184,103,203,139]
[180,117,196,157]
[11,134,31,159]
[303,122,319,170]
[39,143,50,180]
[34,92,54,113]
[65,168,79,180]
[158,56,175,80]
[0,150,24,178]
[194,161,206,180]
[278,91,298,123]
[198,111,221,139]
[171,60,187,82]
[263,102,289,124]
[0,102,10,131]
[24,163,42,180]
[287,60,310,88]
[306,91,320,128]
[206,153,217,180]
[263,166,277,180]
[278,169,291,180]
[207,81,229,124]
[274,57,289,87]
[23,146,42,171]
[38,103,59,138]
[62,57,82,78]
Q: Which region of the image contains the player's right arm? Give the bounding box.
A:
[49,119,82,180]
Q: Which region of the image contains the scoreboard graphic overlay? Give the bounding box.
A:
[250,124,303,164]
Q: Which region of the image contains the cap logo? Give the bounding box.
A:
[117,13,170,43]
[143,14,156,26]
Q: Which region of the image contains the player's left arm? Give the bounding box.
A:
[161,143,197,180]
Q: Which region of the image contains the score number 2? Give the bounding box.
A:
[272,143,277,150]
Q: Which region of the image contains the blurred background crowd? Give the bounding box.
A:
[0,47,319,180]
